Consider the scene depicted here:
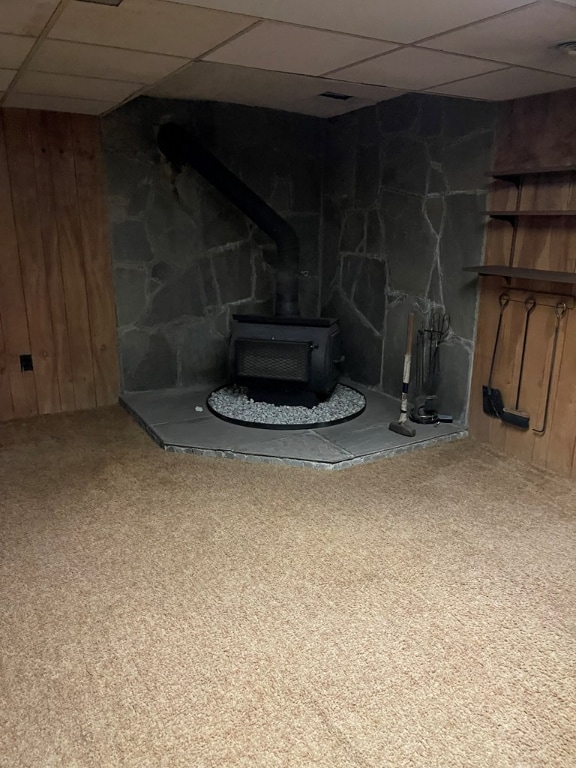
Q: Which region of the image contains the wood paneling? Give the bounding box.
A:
[0,113,38,419]
[47,112,97,411]
[469,88,576,478]
[494,89,576,170]
[29,110,76,412]
[3,109,60,415]
[0,313,13,422]
[0,108,119,422]
[73,115,120,407]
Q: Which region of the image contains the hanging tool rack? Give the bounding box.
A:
[500,289,574,310]
[482,289,573,436]
[466,149,576,477]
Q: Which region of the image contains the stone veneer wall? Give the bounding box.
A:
[103,93,496,421]
[321,94,497,422]
[102,97,324,392]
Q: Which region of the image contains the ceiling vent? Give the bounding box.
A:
[76,0,124,6]
[554,41,576,55]
[319,92,353,101]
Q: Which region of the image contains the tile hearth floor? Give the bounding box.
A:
[121,382,467,470]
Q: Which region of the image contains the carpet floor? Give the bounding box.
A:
[0,406,575,768]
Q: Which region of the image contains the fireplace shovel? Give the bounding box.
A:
[389,312,416,438]
[482,293,509,418]
[501,296,536,429]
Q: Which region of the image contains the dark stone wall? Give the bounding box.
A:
[103,92,496,421]
[321,94,498,421]
[102,97,325,392]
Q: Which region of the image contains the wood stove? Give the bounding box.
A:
[231,315,343,405]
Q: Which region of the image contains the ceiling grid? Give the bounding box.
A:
[0,0,574,116]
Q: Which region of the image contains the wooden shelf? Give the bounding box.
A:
[483,210,576,219]
[488,165,576,180]
[464,265,576,284]
[473,167,576,286]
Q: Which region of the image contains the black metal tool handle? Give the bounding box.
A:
[488,293,510,388]
[398,313,415,424]
[514,296,536,409]
[533,301,567,435]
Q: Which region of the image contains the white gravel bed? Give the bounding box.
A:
[208,383,366,427]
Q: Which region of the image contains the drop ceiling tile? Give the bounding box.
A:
[147,61,326,106]
[424,2,576,76]
[29,40,188,84]
[0,0,60,36]
[48,0,255,58]
[0,35,35,69]
[427,67,576,100]
[3,93,116,115]
[318,79,406,102]
[331,48,506,90]
[204,21,397,76]
[290,77,405,116]
[163,0,535,43]
[0,69,16,90]
[145,61,402,116]
[289,91,403,118]
[15,71,142,102]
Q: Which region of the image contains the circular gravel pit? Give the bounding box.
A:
[207,383,366,430]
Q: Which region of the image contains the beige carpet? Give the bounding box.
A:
[0,406,575,768]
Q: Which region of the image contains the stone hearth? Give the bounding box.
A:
[121,382,466,470]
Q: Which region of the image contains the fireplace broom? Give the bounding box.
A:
[389,312,416,438]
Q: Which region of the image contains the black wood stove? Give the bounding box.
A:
[231,315,343,406]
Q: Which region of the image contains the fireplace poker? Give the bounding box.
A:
[533,301,567,435]
[389,312,416,438]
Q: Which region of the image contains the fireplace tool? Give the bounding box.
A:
[533,301,567,435]
[482,293,510,418]
[501,296,536,429]
[410,310,450,424]
[389,312,416,438]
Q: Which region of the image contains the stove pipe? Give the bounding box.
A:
[157,122,300,318]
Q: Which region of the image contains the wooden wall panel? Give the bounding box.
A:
[47,112,97,411]
[3,109,61,415]
[0,313,13,422]
[545,308,576,476]
[494,89,576,170]
[0,113,38,419]
[469,88,576,478]
[29,110,76,412]
[0,108,119,422]
[73,115,120,407]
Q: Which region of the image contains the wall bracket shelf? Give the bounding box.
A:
[487,165,576,189]
[475,166,576,284]
[464,265,576,285]
[483,210,576,221]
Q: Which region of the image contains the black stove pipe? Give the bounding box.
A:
[157,122,300,318]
